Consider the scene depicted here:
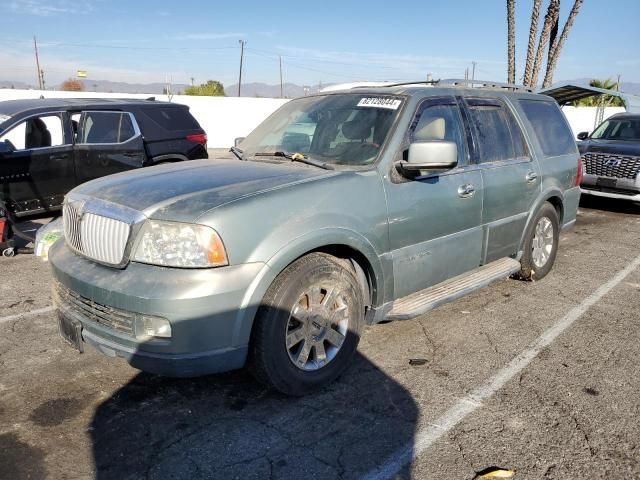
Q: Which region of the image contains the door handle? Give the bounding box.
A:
[50,154,69,161]
[458,184,475,198]
[525,171,538,183]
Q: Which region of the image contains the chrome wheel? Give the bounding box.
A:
[532,216,554,269]
[285,285,349,371]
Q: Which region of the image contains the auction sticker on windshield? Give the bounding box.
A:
[357,97,402,110]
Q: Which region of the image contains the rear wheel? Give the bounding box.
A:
[519,202,560,280]
[250,253,364,396]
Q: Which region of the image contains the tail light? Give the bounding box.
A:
[575,156,584,186]
[0,218,6,243]
[186,133,207,145]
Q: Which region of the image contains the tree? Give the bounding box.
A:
[183,80,225,97]
[511,0,584,88]
[60,78,84,91]
[507,0,516,84]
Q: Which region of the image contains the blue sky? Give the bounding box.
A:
[2,0,639,88]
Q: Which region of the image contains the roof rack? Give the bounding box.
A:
[438,79,534,92]
[352,79,534,93]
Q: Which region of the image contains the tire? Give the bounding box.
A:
[249,253,364,396]
[519,202,560,280]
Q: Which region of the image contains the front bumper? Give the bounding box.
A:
[49,240,272,377]
[581,174,640,202]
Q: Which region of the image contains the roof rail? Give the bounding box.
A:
[438,79,534,92]
[349,79,535,92]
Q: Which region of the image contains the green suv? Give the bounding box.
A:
[50,81,581,395]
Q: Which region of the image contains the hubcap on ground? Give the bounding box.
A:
[532,216,554,269]
[285,285,349,371]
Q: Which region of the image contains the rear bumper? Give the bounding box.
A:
[49,240,273,377]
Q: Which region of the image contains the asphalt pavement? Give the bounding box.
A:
[1,196,639,480]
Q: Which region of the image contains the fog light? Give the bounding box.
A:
[134,315,172,339]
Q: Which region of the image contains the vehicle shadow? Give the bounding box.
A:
[579,194,640,215]
[90,329,418,479]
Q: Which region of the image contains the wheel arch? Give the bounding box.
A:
[518,188,565,252]
[232,229,385,349]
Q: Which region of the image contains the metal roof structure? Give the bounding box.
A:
[538,83,640,113]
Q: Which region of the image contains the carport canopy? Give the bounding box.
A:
[538,83,640,113]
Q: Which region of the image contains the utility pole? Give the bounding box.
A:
[33,36,43,90]
[238,40,246,97]
[464,68,468,80]
[471,61,476,82]
[279,55,283,98]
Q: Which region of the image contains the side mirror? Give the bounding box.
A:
[400,141,458,173]
[234,137,245,147]
[577,131,589,141]
[0,140,15,155]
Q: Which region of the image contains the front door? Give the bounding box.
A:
[385,97,484,299]
[463,97,541,263]
[74,111,145,185]
[0,113,75,216]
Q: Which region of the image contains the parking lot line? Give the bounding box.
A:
[0,306,55,325]
[361,253,640,480]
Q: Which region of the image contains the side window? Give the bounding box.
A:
[467,100,528,163]
[519,100,577,157]
[0,115,66,150]
[78,112,137,144]
[409,103,467,164]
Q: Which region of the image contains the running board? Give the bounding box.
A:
[387,257,521,321]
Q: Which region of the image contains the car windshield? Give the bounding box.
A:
[239,93,403,166]
[590,117,640,141]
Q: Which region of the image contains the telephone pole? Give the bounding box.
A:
[279,55,283,98]
[237,40,246,97]
[33,36,43,90]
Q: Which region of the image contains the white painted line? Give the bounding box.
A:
[362,253,640,480]
[0,306,55,325]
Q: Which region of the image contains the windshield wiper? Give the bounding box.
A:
[230,146,246,161]
[253,151,334,170]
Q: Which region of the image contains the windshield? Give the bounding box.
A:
[239,94,403,166]
[591,117,640,141]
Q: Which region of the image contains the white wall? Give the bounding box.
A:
[0,89,288,148]
[560,106,626,136]
[0,88,628,146]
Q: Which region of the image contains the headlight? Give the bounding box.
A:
[132,220,228,268]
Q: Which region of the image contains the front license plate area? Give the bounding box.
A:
[596,177,617,188]
[57,311,84,353]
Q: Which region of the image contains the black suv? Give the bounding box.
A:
[577,113,640,202]
[0,98,208,218]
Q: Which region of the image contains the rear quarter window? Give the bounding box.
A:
[141,107,200,131]
[519,100,577,157]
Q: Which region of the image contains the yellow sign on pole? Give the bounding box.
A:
[77,70,87,78]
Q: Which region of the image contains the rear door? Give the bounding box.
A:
[0,113,75,216]
[74,111,145,184]
[463,97,541,263]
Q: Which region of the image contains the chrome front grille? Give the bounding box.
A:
[582,152,640,180]
[63,201,131,265]
[55,283,135,336]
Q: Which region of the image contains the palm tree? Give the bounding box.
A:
[523,0,542,86]
[542,0,584,87]
[507,0,516,84]
[530,0,560,87]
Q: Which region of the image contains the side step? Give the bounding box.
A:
[387,257,521,321]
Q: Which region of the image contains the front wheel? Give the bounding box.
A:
[249,253,364,396]
[519,202,560,280]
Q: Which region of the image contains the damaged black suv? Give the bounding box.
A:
[0,98,208,218]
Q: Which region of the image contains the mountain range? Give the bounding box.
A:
[1,79,639,98]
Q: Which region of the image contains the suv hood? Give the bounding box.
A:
[73,159,337,221]
[579,139,640,156]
